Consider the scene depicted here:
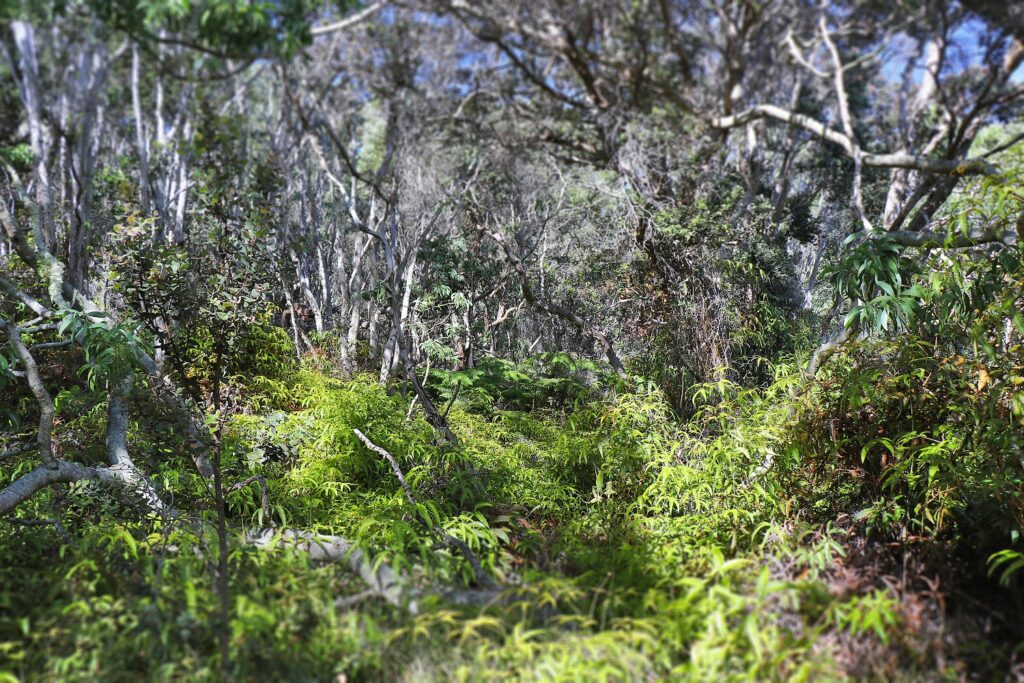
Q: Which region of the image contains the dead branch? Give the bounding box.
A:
[354,428,495,588]
[0,443,35,459]
[0,274,51,317]
[242,527,410,608]
[4,321,55,467]
[311,2,386,37]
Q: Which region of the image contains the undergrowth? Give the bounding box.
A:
[1,348,1021,680]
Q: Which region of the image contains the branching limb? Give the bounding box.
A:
[105,378,179,521]
[820,15,870,230]
[2,166,213,478]
[486,230,626,376]
[0,374,181,518]
[0,461,112,515]
[708,105,998,177]
[784,31,827,78]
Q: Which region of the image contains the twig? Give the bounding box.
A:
[442,383,462,421]
[229,474,271,522]
[334,588,382,610]
[353,428,495,588]
[30,339,75,351]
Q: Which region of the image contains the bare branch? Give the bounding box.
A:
[4,321,55,467]
[0,378,179,519]
[804,324,855,379]
[0,443,34,459]
[708,105,998,176]
[354,428,416,506]
[820,15,870,230]
[851,226,1019,249]
[243,527,408,607]
[784,31,827,78]
[486,230,626,376]
[29,340,74,351]
[0,274,51,317]
[0,461,108,515]
[105,379,179,520]
[311,2,387,37]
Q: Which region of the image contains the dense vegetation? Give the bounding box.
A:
[1,1,1023,680]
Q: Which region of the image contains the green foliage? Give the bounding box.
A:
[652,183,746,246]
[2,356,914,681]
[0,143,31,171]
[797,335,1024,542]
[632,172,813,395]
[829,234,922,333]
[87,0,320,59]
[427,352,616,412]
[107,218,274,396]
[3,7,1023,681]
[55,308,148,388]
[828,589,901,644]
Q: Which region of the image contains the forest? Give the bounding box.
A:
[0,0,1023,680]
